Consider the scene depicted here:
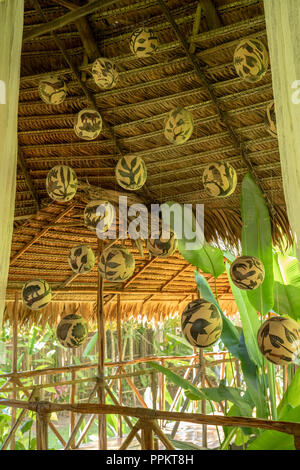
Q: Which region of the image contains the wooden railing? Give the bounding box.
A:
[0,352,241,450]
[1,399,300,450]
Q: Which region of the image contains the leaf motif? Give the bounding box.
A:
[284,326,297,344]
[269,334,284,349]
[74,247,82,257]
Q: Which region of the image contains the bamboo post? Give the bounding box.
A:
[97,239,107,450]
[199,349,207,448]
[140,420,154,450]
[116,294,123,438]
[10,292,19,450]
[36,405,50,451]
[70,370,76,449]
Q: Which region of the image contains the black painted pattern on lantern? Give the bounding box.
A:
[74,109,102,140]
[234,39,269,83]
[115,155,147,190]
[22,279,52,310]
[230,256,265,290]
[130,27,158,57]
[164,107,194,145]
[68,245,95,274]
[46,165,77,202]
[181,299,222,348]
[39,75,67,105]
[257,317,300,365]
[57,314,88,348]
[91,58,119,90]
[202,162,237,198]
[98,247,135,282]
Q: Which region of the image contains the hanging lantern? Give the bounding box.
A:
[164,107,194,145]
[38,74,67,105]
[56,313,88,348]
[84,200,114,232]
[265,100,277,137]
[181,299,222,348]
[257,316,300,365]
[115,155,147,191]
[74,108,102,140]
[233,38,269,83]
[46,165,78,202]
[68,245,95,274]
[129,27,159,58]
[147,230,177,258]
[91,57,119,90]
[22,279,52,310]
[98,246,135,282]
[230,256,265,290]
[202,162,237,198]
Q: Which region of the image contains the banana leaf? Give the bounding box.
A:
[241,173,274,315]
[226,263,263,367]
[273,251,300,321]
[194,270,268,418]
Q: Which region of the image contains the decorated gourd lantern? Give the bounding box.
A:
[202,162,237,198]
[257,316,300,365]
[74,108,102,140]
[147,230,177,258]
[164,107,194,145]
[38,74,67,105]
[115,155,147,191]
[129,27,159,58]
[230,255,265,290]
[91,57,119,90]
[84,200,114,233]
[181,299,222,348]
[233,38,269,83]
[46,165,78,202]
[265,100,277,137]
[98,246,135,282]
[22,279,52,310]
[56,314,88,348]
[68,245,95,274]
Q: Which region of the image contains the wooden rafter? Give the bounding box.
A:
[24,0,120,42]
[17,147,40,209]
[157,0,277,218]
[201,0,222,29]
[10,202,76,266]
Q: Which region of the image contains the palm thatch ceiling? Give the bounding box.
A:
[6,0,291,323]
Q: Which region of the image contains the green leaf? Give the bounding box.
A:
[247,404,300,450]
[273,252,300,321]
[20,419,34,435]
[28,327,38,355]
[226,263,263,367]
[82,333,98,358]
[181,244,225,278]
[277,366,300,416]
[241,173,274,315]
[166,437,207,450]
[165,332,193,352]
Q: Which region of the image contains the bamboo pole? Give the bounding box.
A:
[140,420,154,450]
[96,239,107,450]
[70,370,76,449]
[10,292,19,450]
[199,349,207,447]
[36,406,49,450]
[116,294,123,438]
[151,420,176,451]
[119,421,141,450]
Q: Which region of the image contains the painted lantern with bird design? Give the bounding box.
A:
[129,27,159,58]
[230,256,265,290]
[181,299,223,348]
[203,162,237,198]
[257,316,300,365]
[38,74,67,105]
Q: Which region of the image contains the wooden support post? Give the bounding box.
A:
[70,370,76,449]
[199,349,207,448]
[97,239,107,450]
[117,294,123,438]
[36,407,50,451]
[10,292,19,450]
[189,2,202,54]
[140,420,154,450]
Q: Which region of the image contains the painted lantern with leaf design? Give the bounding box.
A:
[57,314,88,348]
[22,279,52,310]
[74,108,102,140]
[202,162,237,198]
[84,200,114,233]
[68,245,95,274]
[257,316,300,365]
[38,74,67,105]
[115,155,147,191]
[129,27,159,58]
[233,38,269,83]
[265,100,277,137]
[46,165,78,202]
[230,256,265,290]
[181,299,223,348]
[164,107,194,145]
[98,246,135,282]
[147,229,177,258]
[91,57,119,90]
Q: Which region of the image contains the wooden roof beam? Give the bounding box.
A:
[24,0,120,42]
[201,0,222,30]
[17,147,41,209]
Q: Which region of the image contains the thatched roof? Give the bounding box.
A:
[7,0,292,324]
